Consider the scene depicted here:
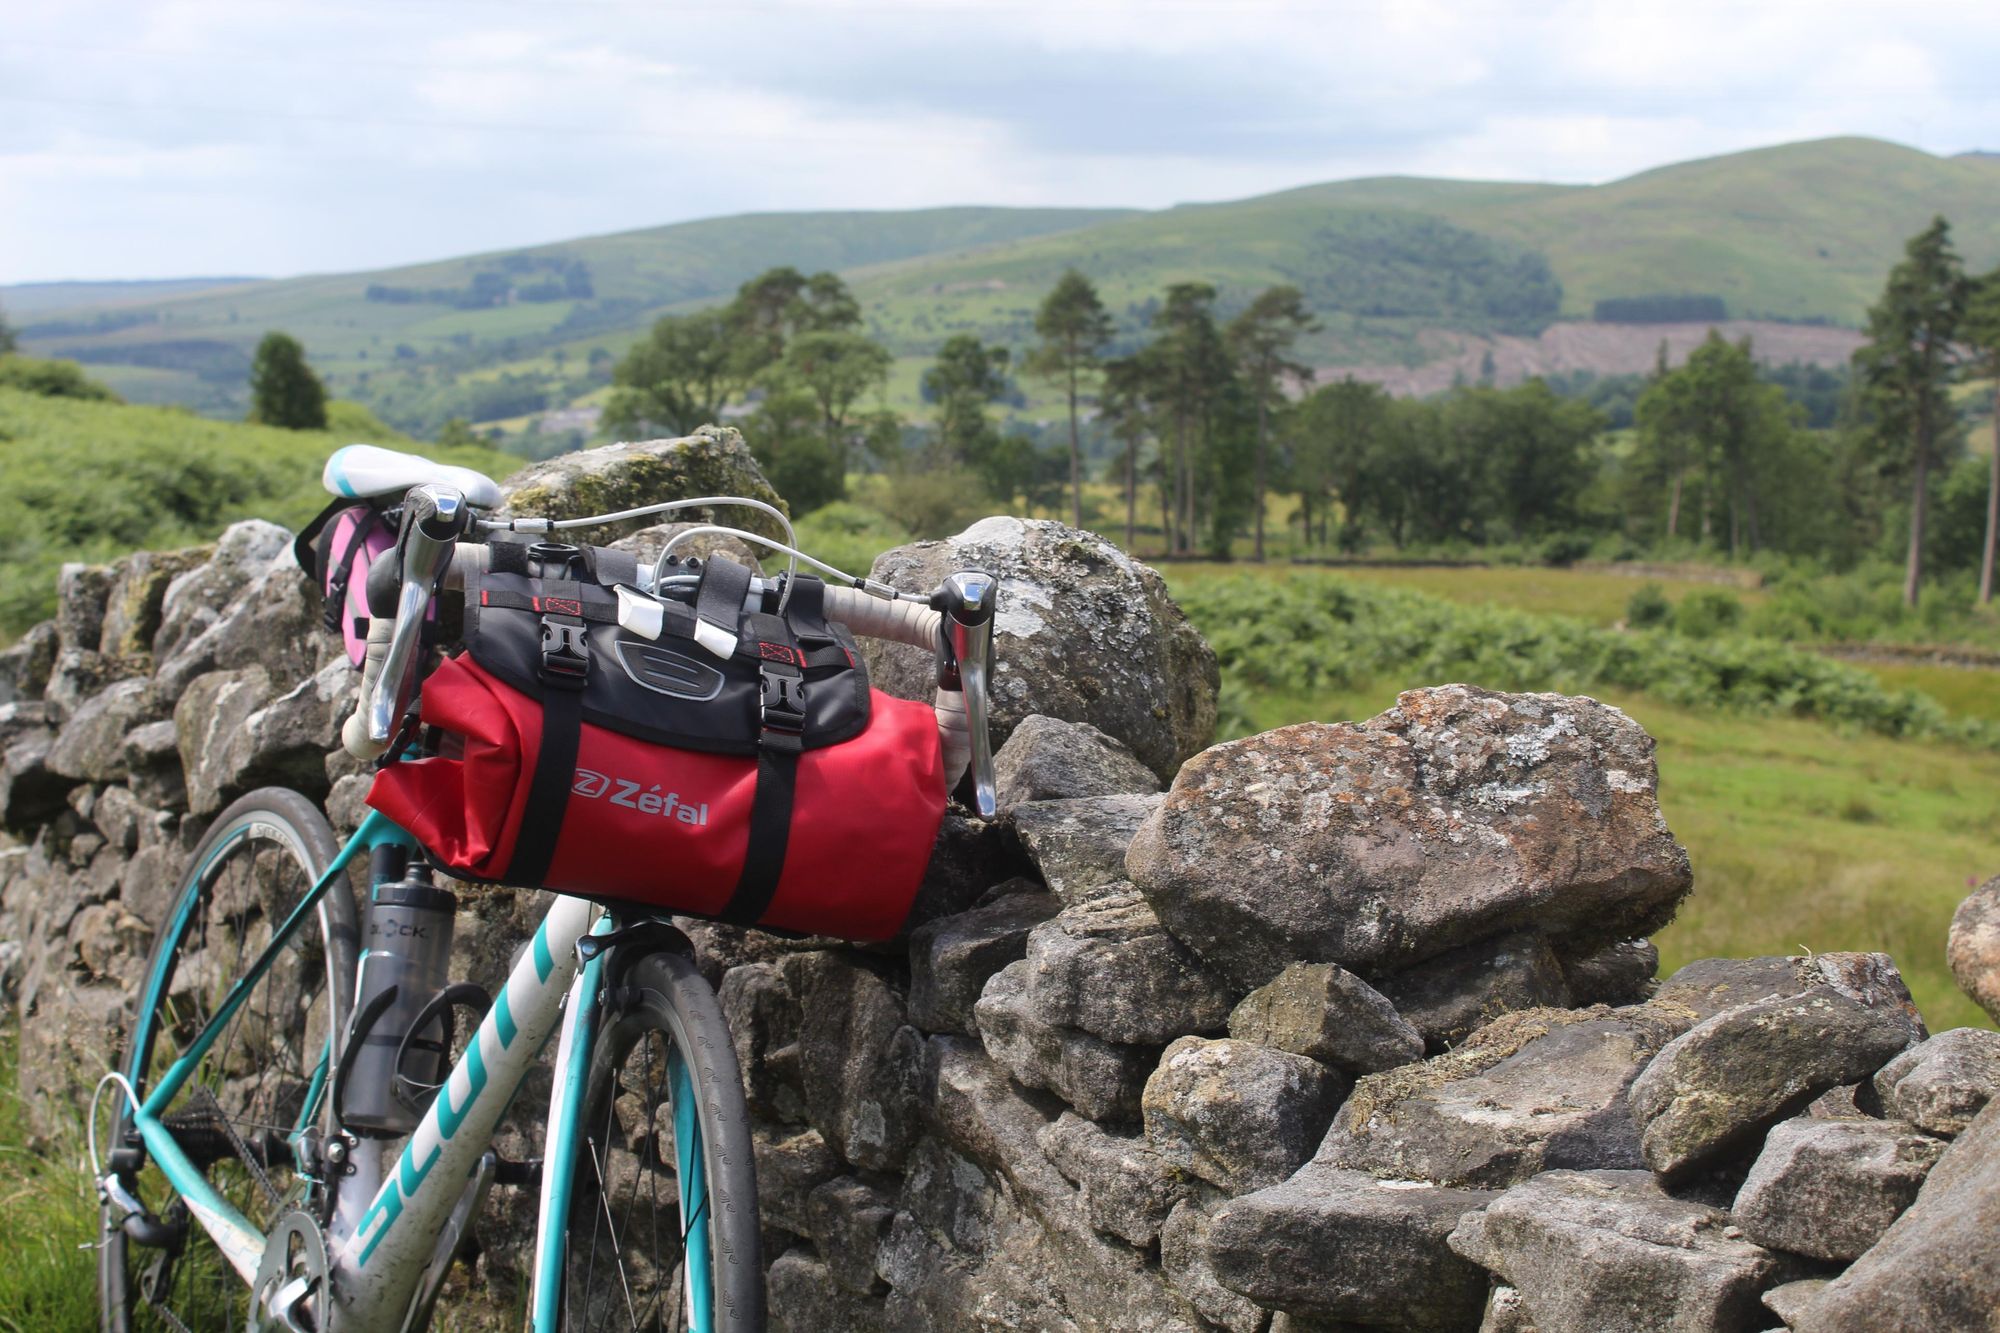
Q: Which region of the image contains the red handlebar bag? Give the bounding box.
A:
[366,542,946,942]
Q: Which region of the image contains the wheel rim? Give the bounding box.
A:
[107,812,345,1332]
[568,1021,714,1332]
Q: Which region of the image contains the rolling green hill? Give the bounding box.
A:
[20,136,2000,434]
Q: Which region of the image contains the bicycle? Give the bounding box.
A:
[91,444,1000,1332]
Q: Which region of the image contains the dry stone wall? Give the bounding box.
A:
[3,431,1998,1332]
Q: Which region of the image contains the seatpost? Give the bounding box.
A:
[367,484,469,744]
[933,571,998,818]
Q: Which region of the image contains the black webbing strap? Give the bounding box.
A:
[718,610,804,925]
[695,558,754,635]
[322,508,382,633]
[505,568,590,886]
[476,588,620,624]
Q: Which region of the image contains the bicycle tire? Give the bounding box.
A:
[98,787,358,1333]
[560,947,763,1332]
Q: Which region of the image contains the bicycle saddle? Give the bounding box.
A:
[322,443,504,509]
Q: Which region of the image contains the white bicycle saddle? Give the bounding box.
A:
[322,443,505,509]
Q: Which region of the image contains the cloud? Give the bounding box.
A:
[1,0,1997,281]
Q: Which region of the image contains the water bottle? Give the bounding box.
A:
[344,868,458,1137]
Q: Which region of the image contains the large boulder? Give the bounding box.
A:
[1795,1099,2000,1330]
[47,678,164,783]
[1160,1199,1268,1333]
[907,892,1059,1036]
[1317,1004,1688,1189]
[1731,1117,1943,1263]
[0,620,58,705]
[864,517,1218,783]
[99,547,212,661]
[1207,1166,1496,1330]
[1037,1111,1191,1247]
[1947,873,2000,1025]
[974,958,1155,1121]
[494,427,787,544]
[1127,687,1693,989]
[151,520,293,666]
[1372,931,1572,1053]
[1008,794,1161,905]
[1628,985,1918,1178]
[1142,1037,1347,1194]
[1448,1170,1793,1333]
[787,952,925,1171]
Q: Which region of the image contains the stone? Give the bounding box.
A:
[1226,962,1423,1074]
[1795,1099,2000,1330]
[1871,1027,2000,1136]
[768,1248,886,1333]
[718,961,804,1123]
[991,714,1160,810]
[1009,792,1162,905]
[496,427,786,544]
[1318,1004,1687,1189]
[47,678,162,782]
[0,621,58,704]
[1559,938,1659,1008]
[1448,1170,1791,1333]
[864,517,1218,783]
[1651,955,1814,1022]
[99,547,211,660]
[2,730,75,832]
[174,668,275,816]
[56,562,116,655]
[1947,873,2000,1024]
[1037,1111,1190,1247]
[1208,1165,1496,1330]
[1127,687,1693,989]
[788,952,924,1172]
[1022,885,1236,1046]
[1628,986,1919,1178]
[1808,951,1927,1043]
[1732,1117,1943,1263]
[901,812,1033,936]
[907,893,1058,1036]
[804,1175,895,1295]
[324,772,374,835]
[1160,1199,1268,1333]
[155,538,322,698]
[973,959,1154,1122]
[1373,932,1572,1052]
[152,520,292,666]
[754,1127,843,1241]
[1760,1279,1826,1328]
[1142,1037,1348,1194]
[1480,1286,1535,1333]
[44,647,126,718]
[605,520,765,572]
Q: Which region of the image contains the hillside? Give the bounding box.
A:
[13,207,1131,417]
[19,136,2000,434]
[0,388,514,634]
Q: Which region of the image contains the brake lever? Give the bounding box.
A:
[367,484,470,744]
[933,571,998,819]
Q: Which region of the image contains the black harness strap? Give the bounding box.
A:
[503,569,590,886]
[718,610,804,925]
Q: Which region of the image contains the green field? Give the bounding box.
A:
[20,137,2000,433]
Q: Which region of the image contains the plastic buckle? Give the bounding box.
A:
[758,667,807,735]
[540,619,589,689]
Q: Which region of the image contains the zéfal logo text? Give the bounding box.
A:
[571,769,710,826]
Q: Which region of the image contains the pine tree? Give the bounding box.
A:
[1854,217,1968,607]
[1226,286,1318,560]
[1963,266,2000,605]
[1027,270,1116,529]
[248,332,328,430]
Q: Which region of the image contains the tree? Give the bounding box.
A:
[1854,216,1968,606]
[923,335,1012,464]
[781,330,892,476]
[744,385,846,513]
[1227,286,1318,559]
[729,267,862,378]
[1150,283,1232,553]
[1027,270,1115,528]
[602,307,744,438]
[1633,332,1795,558]
[1100,351,1162,550]
[1964,266,2000,605]
[1292,376,1392,547]
[0,301,16,356]
[248,332,328,430]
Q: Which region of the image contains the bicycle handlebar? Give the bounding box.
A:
[347,488,999,814]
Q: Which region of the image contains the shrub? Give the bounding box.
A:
[1674,588,1745,639]
[1626,582,1673,629]
[0,355,120,402]
[1540,533,1593,568]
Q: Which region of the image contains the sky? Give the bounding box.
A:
[4,0,1998,285]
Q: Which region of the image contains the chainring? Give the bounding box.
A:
[249,1207,331,1333]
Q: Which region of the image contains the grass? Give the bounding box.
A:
[0,1028,99,1333]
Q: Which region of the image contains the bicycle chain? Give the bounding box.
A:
[184,1083,285,1212]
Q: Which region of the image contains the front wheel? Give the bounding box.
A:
[561,948,764,1332]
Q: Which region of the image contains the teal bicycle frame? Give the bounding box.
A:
[124,806,713,1331]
